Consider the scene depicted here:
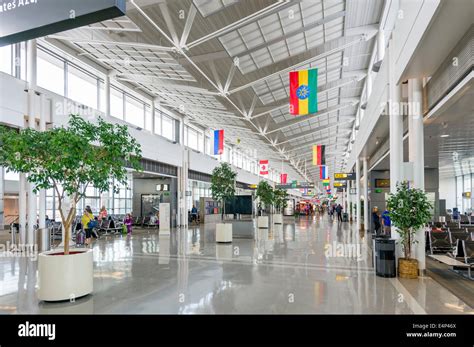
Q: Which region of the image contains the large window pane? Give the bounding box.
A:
[188,127,198,150]
[37,49,64,96]
[67,65,98,108]
[110,87,124,119]
[162,114,173,141]
[0,45,12,75]
[99,81,106,113]
[125,95,144,128]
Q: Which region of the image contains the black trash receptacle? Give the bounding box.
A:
[374,237,396,278]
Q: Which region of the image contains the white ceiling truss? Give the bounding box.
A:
[46,0,384,182]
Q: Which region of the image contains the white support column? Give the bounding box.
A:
[347,180,351,219]
[26,39,37,250]
[104,73,110,118]
[356,159,361,230]
[19,174,27,250]
[0,166,3,230]
[409,77,426,273]
[363,157,369,233]
[151,99,156,134]
[388,39,403,246]
[366,70,372,100]
[38,94,46,232]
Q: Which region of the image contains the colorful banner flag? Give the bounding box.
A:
[312,144,325,166]
[259,160,269,176]
[322,179,330,186]
[213,129,224,155]
[319,166,328,180]
[289,68,318,115]
[280,173,288,184]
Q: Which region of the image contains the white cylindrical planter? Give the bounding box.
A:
[257,216,269,228]
[37,248,93,301]
[216,223,232,243]
[273,214,283,224]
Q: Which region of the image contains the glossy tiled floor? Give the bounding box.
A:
[0,215,472,314]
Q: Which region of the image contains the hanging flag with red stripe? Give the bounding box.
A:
[319,166,328,180]
[259,160,269,176]
[312,144,326,166]
[213,129,224,155]
[280,173,288,184]
[289,68,318,115]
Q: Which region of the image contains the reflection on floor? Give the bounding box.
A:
[0,214,472,314]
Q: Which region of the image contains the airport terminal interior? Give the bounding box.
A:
[0,0,473,315]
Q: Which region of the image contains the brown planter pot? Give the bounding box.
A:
[398,258,418,279]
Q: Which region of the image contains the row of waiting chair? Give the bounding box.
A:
[427,224,474,279]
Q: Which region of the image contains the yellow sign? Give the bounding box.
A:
[334,173,347,179]
[334,182,345,187]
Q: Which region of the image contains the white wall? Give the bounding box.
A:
[439,176,455,209]
[0,72,266,185]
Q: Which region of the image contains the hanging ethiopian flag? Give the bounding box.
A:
[289,68,318,115]
[322,179,330,186]
[312,144,325,166]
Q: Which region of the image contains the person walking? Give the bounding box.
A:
[381,208,391,237]
[336,203,343,222]
[372,207,381,235]
[81,206,96,247]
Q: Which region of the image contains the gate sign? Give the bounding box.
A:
[0,0,126,46]
[334,172,356,181]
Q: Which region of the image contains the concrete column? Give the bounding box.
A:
[26,40,37,250]
[363,157,369,233]
[356,158,361,230]
[104,73,110,118]
[408,77,426,273]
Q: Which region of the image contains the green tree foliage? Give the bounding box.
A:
[386,181,432,259]
[256,180,274,213]
[210,162,237,220]
[0,115,142,254]
[273,188,288,213]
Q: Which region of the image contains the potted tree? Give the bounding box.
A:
[256,180,274,228]
[273,188,288,224]
[0,115,142,301]
[386,181,432,279]
[210,162,237,243]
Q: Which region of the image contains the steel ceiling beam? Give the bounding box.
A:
[265,102,357,135]
[228,35,366,94]
[180,3,198,48]
[185,1,296,49]
[234,10,346,58]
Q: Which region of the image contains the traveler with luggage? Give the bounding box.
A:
[81,206,97,247]
[372,207,381,235]
[336,204,343,222]
[124,213,133,235]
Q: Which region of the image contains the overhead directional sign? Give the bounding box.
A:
[276,182,314,189]
[333,182,347,188]
[334,172,356,181]
[0,0,126,46]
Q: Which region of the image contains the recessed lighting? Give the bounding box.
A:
[440,134,450,138]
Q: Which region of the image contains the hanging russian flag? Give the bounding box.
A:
[289,68,318,115]
[259,160,269,176]
[319,166,328,180]
[312,144,325,166]
[213,129,224,155]
[280,173,288,184]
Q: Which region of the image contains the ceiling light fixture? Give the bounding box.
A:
[440,134,450,138]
